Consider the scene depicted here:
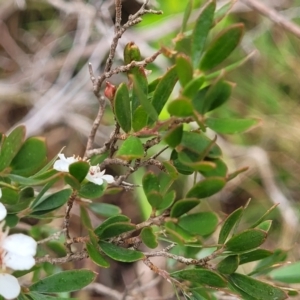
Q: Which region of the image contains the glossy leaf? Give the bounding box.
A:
[164,124,183,148]
[86,242,110,268]
[99,222,136,240]
[132,106,148,132]
[114,83,131,133]
[171,268,227,287]
[146,191,163,209]
[69,161,90,183]
[176,54,193,87]
[158,172,174,194]
[186,177,225,198]
[182,76,205,99]
[226,229,267,252]
[170,149,194,175]
[217,255,239,274]
[193,80,232,114]
[28,292,75,300]
[256,220,272,232]
[150,66,178,117]
[167,98,193,117]
[218,207,243,244]
[32,189,72,213]
[165,221,197,244]
[89,202,121,217]
[78,181,106,199]
[191,0,216,68]
[143,172,160,195]
[229,273,287,300]
[10,137,47,176]
[170,198,200,218]
[181,0,193,32]
[0,125,26,172]
[94,215,130,237]
[29,269,96,293]
[205,118,259,134]
[0,187,19,205]
[158,190,176,210]
[269,262,300,284]
[99,241,145,262]
[239,249,273,265]
[200,158,227,177]
[115,136,144,160]
[200,24,244,71]
[141,227,158,249]
[80,205,92,230]
[178,212,218,236]
[132,75,157,123]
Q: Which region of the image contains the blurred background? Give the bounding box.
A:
[1,0,300,298]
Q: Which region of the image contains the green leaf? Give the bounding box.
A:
[158,172,174,194]
[182,76,205,99]
[180,131,222,159]
[150,66,178,117]
[218,207,244,245]
[99,241,145,262]
[226,229,267,252]
[80,205,92,230]
[186,177,225,198]
[32,189,72,213]
[200,23,244,71]
[250,204,279,229]
[167,98,194,117]
[94,215,130,236]
[0,187,19,205]
[86,242,110,268]
[176,54,193,87]
[229,273,287,300]
[114,83,131,133]
[132,106,148,132]
[170,198,200,218]
[0,125,26,172]
[143,172,160,195]
[27,292,76,300]
[193,80,232,114]
[89,202,121,217]
[29,269,96,293]
[132,76,157,123]
[131,67,148,116]
[217,255,239,274]
[239,249,273,265]
[171,149,194,175]
[115,136,144,160]
[162,161,179,180]
[146,191,163,210]
[256,220,272,232]
[200,158,227,177]
[141,227,158,249]
[78,181,106,199]
[9,172,60,186]
[69,161,90,183]
[64,173,81,190]
[269,262,300,284]
[164,124,183,148]
[181,0,193,32]
[99,222,136,239]
[158,190,176,210]
[178,212,218,236]
[5,214,19,227]
[165,221,197,244]
[205,118,259,134]
[191,1,216,69]
[10,137,47,176]
[171,268,227,287]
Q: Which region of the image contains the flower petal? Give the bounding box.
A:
[3,233,37,256]
[0,202,7,222]
[0,274,21,299]
[102,174,115,183]
[53,154,78,172]
[3,252,36,270]
[86,173,104,185]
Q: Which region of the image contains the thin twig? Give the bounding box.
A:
[241,0,300,39]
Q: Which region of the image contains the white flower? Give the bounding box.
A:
[86,166,115,186]
[0,202,6,222]
[0,274,20,300]
[53,154,79,172]
[0,223,37,299]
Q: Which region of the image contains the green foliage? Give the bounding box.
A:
[0,1,298,299]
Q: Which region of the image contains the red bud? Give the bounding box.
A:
[104,81,116,101]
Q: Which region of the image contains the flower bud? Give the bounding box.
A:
[124,42,142,65]
[104,81,116,101]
